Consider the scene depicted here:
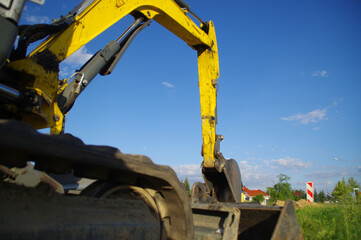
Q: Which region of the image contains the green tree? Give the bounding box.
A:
[183,178,191,196]
[266,187,276,202]
[332,178,351,203]
[326,192,333,202]
[292,189,306,201]
[347,177,360,189]
[347,177,360,202]
[266,173,293,202]
[356,190,361,203]
[314,189,319,202]
[318,190,326,203]
[252,194,265,204]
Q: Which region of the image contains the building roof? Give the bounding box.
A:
[293,191,303,197]
[243,186,270,197]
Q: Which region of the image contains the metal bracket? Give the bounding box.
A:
[214,134,225,171]
[73,72,85,94]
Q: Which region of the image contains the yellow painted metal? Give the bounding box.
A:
[20,0,220,166]
[24,0,216,136]
[197,21,219,168]
[50,103,64,134]
[5,57,62,130]
[30,0,213,61]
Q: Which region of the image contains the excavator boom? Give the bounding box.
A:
[30,0,221,169]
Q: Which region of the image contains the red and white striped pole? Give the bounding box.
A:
[306,182,314,202]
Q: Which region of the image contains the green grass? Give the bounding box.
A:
[296,203,361,240]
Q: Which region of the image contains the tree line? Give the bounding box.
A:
[265,173,360,204]
[181,174,361,204]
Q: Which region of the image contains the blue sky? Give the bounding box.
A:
[22,0,361,193]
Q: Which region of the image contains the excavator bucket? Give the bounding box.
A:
[192,183,303,240]
[194,159,303,239]
[202,159,243,202]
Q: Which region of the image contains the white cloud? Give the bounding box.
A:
[305,170,339,179]
[238,161,277,189]
[172,164,203,184]
[271,156,311,169]
[25,15,51,24]
[240,160,248,165]
[294,180,332,191]
[162,82,175,88]
[243,172,275,189]
[312,70,327,77]
[281,108,327,124]
[174,161,275,191]
[59,66,72,79]
[358,166,361,173]
[173,164,200,176]
[60,47,93,78]
[174,161,276,190]
[62,46,93,66]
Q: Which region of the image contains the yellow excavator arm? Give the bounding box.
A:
[13,0,221,170]
[0,0,241,201]
[31,0,219,168]
[31,0,214,60]
[0,0,243,202]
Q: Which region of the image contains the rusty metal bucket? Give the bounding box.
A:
[191,183,303,240]
[202,159,243,202]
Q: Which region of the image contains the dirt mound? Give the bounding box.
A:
[274,200,285,207]
[295,199,318,209]
[273,199,319,209]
